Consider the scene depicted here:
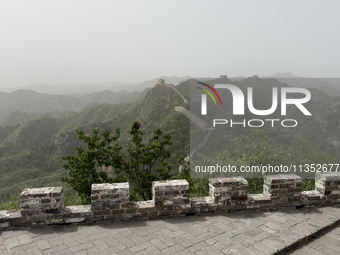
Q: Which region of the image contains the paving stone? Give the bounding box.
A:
[224,243,243,253]
[0,206,340,255]
[129,241,152,253]
[36,239,51,251]
[244,246,268,255]
[179,239,194,248]
[254,241,277,254]
[0,249,9,255]
[245,231,272,245]
[262,238,285,251]
[64,237,79,248]
[212,241,228,251]
[230,235,251,248]
[290,226,340,254]
[69,242,94,253]
[187,242,207,252]
[144,245,161,254]
[44,245,69,255]
[161,244,186,254]
[327,231,340,241]
[46,236,65,247]
[90,239,110,250]
[74,251,87,255]
[316,245,340,255]
[249,218,267,227]
[200,245,222,255]
[11,242,36,253]
[282,229,305,240]
[321,236,340,247]
[16,247,42,255]
[234,249,256,255]
[181,234,201,244]
[17,233,33,245]
[150,239,169,250]
[324,242,340,253]
[134,250,150,255]
[4,237,21,249]
[291,248,320,255]
[57,250,73,255]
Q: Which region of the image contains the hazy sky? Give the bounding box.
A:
[1,0,340,87]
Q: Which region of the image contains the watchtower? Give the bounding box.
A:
[158,79,165,85]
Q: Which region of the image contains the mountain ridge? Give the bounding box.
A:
[0,88,149,125]
[0,76,191,95]
[0,77,339,203]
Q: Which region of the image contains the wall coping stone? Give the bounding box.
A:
[92,183,129,192]
[20,187,63,198]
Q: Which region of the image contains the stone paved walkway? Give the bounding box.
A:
[289,226,340,255]
[1,206,340,255]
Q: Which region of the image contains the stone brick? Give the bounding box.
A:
[315,173,340,198]
[19,187,64,218]
[91,182,130,212]
[1,174,340,231]
[152,180,189,209]
[209,177,248,205]
[263,174,302,204]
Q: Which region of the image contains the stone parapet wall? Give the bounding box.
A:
[315,172,340,196]
[19,187,64,225]
[20,187,64,215]
[209,177,248,206]
[91,183,130,211]
[1,173,340,230]
[153,180,189,207]
[263,174,303,207]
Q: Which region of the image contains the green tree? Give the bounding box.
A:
[62,121,172,202]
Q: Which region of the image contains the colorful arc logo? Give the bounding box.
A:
[196,82,223,106]
[197,82,222,115]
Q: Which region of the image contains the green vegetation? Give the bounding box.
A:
[0,194,19,210]
[64,193,84,206]
[192,129,336,193]
[62,121,173,202]
[0,78,339,207]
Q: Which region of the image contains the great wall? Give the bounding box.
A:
[162,80,212,159]
[1,81,340,254]
[1,173,340,231]
[2,80,339,232]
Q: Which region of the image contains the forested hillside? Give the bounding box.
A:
[0,89,149,125]
[0,84,189,202]
[179,77,340,180]
[0,78,339,203]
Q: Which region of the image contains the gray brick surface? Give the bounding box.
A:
[0,205,340,255]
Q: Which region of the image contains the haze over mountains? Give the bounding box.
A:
[0,76,191,95]
[1,73,339,126]
[0,76,190,125]
[0,75,339,202]
[1,73,339,97]
[0,89,149,125]
[230,73,340,97]
[0,81,190,202]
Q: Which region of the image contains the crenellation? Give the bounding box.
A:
[247,194,272,209]
[316,173,340,197]
[1,173,340,230]
[91,182,130,212]
[152,179,190,209]
[209,177,248,206]
[19,187,64,218]
[263,174,302,203]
